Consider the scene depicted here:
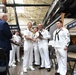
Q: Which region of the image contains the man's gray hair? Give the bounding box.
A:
[0,13,7,19]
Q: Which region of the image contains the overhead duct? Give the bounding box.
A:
[58,0,74,13]
[69,0,76,14]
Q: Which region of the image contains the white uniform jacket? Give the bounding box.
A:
[33,32,38,46]
[36,29,51,45]
[53,27,70,48]
[13,34,21,45]
[23,29,33,50]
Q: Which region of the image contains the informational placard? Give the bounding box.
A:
[67,21,76,29]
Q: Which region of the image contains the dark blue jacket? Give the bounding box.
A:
[0,19,12,52]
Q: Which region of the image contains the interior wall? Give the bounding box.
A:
[64,18,76,45]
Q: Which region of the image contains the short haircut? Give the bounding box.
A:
[38,23,43,26]
[34,27,38,30]
[57,20,63,24]
[27,22,32,25]
[0,13,7,19]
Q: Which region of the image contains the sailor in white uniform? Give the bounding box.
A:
[33,27,40,66]
[53,20,70,75]
[9,31,16,67]
[13,31,21,63]
[36,24,51,72]
[23,22,35,73]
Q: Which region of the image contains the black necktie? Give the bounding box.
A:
[55,29,61,41]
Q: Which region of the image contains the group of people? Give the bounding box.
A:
[23,22,51,72]
[0,12,70,75]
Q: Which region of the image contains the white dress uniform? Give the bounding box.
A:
[53,27,70,75]
[37,29,51,68]
[33,32,40,65]
[23,29,34,71]
[13,34,21,62]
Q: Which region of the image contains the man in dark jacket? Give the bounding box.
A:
[0,13,12,75]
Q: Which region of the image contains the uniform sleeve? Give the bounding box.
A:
[24,30,28,36]
[18,36,21,43]
[43,30,51,40]
[12,35,16,42]
[35,32,39,38]
[64,29,70,47]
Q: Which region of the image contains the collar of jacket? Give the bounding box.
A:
[39,29,44,32]
[26,28,32,32]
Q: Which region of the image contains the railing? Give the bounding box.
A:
[45,15,61,29]
[43,0,59,24]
